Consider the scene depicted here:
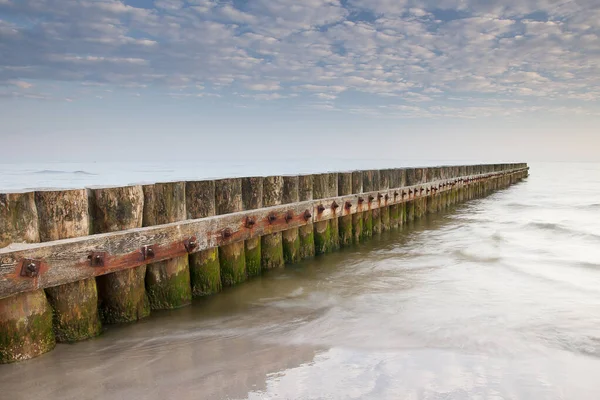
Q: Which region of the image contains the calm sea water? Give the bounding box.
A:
[1,162,600,400]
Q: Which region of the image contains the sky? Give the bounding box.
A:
[0,0,599,163]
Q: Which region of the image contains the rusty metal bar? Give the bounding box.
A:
[0,168,528,299]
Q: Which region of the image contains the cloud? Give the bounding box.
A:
[0,0,598,115]
[8,80,33,89]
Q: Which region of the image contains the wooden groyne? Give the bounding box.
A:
[0,163,529,363]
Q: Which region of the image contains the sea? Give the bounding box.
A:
[1,160,599,400]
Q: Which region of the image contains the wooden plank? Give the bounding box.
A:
[0,168,527,299]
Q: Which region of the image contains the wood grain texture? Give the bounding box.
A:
[143,182,191,310]
[242,177,263,277]
[186,180,221,297]
[215,178,246,286]
[261,176,284,269]
[91,185,149,324]
[0,192,54,363]
[37,188,101,343]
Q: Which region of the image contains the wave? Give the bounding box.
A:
[34,169,97,175]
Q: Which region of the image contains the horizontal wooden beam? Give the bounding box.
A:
[0,169,527,299]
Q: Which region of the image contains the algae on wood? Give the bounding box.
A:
[91,185,150,323]
[298,175,315,259]
[187,180,221,296]
[0,192,55,363]
[215,178,246,286]
[36,189,101,343]
[143,182,191,310]
[262,176,284,269]
[282,176,301,264]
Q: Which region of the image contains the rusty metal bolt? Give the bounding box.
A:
[303,210,312,221]
[358,197,365,204]
[368,195,375,202]
[377,193,383,200]
[384,194,389,201]
[408,189,413,194]
[345,201,352,210]
[245,217,256,228]
[331,201,340,210]
[394,191,399,197]
[285,211,294,223]
[402,191,407,197]
[268,213,277,223]
[317,204,325,213]
[222,228,232,238]
[26,262,37,274]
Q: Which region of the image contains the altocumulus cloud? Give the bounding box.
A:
[0,0,599,117]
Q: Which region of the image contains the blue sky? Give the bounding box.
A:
[0,0,599,162]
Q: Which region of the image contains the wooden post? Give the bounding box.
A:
[35,189,101,342]
[379,169,390,231]
[282,176,301,264]
[262,176,285,269]
[186,180,221,296]
[0,192,55,363]
[328,173,340,251]
[338,172,353,246]
[215,178,246,286]
[298,175,315,259]
[399,169,407,225]
[313,173,333,254]
[388,169,400,229]
[361,170,374,239]
[351,171,364,242]
[91,185,150,323]
[405,168,416,221]
[370,170,382,234]
[242,177,263,277]
[143,182,191,310]
[414,168,426,219]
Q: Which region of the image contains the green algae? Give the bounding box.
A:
[245,237,262,277]
[261,232,284,269]
[190,248,222,297]
[219,242,247,287]
[145,256,192,310]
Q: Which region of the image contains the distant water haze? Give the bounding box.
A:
[2,158,526,191]
[1,162,599,399]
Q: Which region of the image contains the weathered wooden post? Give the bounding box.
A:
[313,173,333,254]
[143,182,191,310]
[328,173,341,250]
[91,185,150,323]
[0,192,55,363]
[361,170,374,240]
[338,172,353,246]
[440,167,449,211]
[414,168,426,219]
[242,177,263,277]
[351,171,364,242]
[405,168,416,221]
[368,170,382,234]
[379,169,391,231]
[215,178,246,286]
[298,175,315,259]
[262,176,285,269]
[36,189,101,342]
[388,169,400,229]
[399,169,407,225]
[186,180,222,296]
[282,176,301,264]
